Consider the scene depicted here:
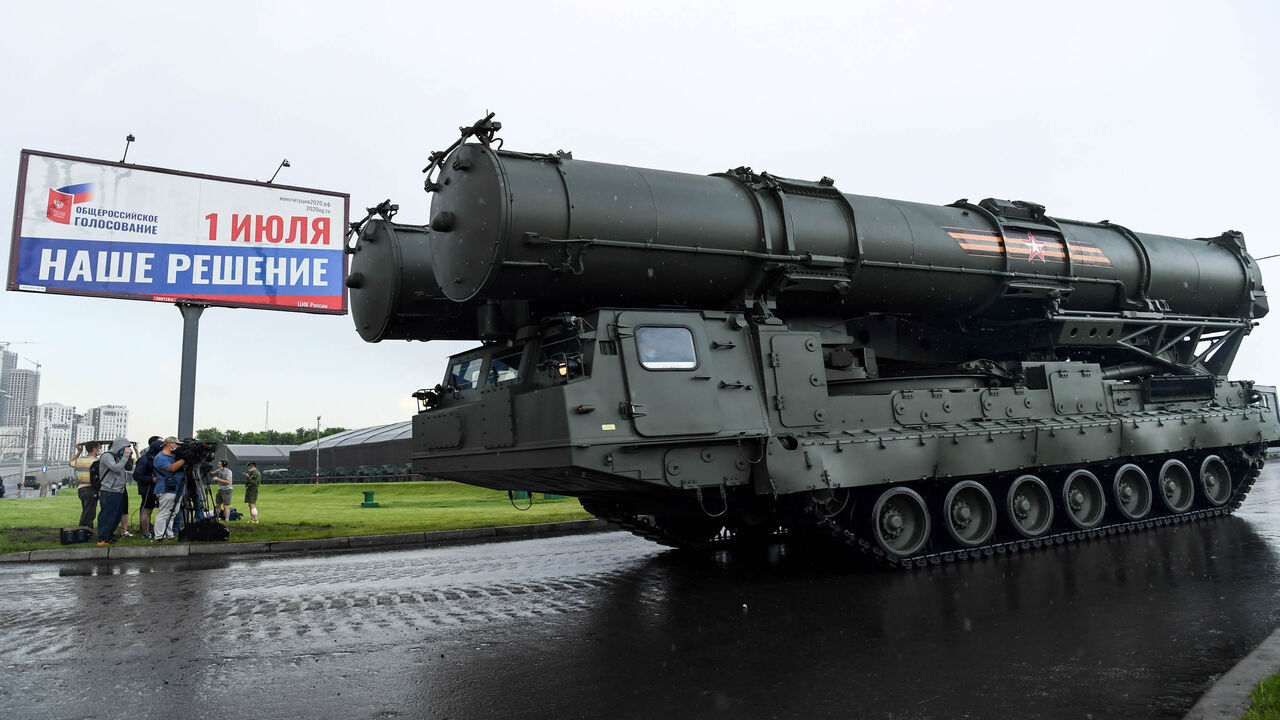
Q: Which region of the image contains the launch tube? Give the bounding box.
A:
[349,142,1267,342]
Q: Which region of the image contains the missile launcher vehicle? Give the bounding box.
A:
[347,115,1280,567]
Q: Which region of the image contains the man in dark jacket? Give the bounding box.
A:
[132,436,163,538]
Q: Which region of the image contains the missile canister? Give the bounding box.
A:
[348,143,1267,343]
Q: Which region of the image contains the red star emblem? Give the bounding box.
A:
[1025,233,1046,262]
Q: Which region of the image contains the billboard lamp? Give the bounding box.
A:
[268,158,291,184]
[121,134,135,163]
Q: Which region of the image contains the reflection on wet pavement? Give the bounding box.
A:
[2,472,1278,719]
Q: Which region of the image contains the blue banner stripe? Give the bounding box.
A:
[15,236,344,298]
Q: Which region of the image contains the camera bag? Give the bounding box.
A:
[179,519,230,542]
[60,526,91,544]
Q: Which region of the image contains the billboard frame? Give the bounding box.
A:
[8,149,351,315]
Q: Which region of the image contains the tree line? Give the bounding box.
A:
[195,427,348,446]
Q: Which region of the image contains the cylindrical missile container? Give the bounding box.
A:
[350,143,1267,343]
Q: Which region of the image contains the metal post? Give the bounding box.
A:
[18,413,30,489]
[176,304,205,438]
[315,415,320,483]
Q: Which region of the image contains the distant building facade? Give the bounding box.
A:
[0,425,24,464]
[72,413,96,447]
[33,403,74,464]
[0,349,16,422]
[88,405,129,442]
[2,367,39,428]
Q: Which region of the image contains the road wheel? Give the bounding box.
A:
[1006,475,1053,538]
[870,487,930,558]
[1061,469,1106,530]
[1156,459,1195,513]
[942,480,996,547]
[1111,464,1152,520]
[1198,455,1232,507]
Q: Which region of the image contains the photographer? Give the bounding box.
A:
[95,438,135,546]
[151,437,186,541]
[133,436,163,538]
[69,441,101,529]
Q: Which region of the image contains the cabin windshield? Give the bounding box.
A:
[447,357,483,390]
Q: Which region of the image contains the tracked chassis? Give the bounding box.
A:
[581,445,1266,569]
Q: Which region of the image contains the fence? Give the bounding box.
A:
[260,465,441,484]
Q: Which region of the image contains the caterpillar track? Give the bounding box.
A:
[581,446,1266,570]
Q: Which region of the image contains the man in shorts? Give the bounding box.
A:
[242,462,261,523]
[212,460,233,520]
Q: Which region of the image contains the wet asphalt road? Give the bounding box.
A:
[2,471,1279,720]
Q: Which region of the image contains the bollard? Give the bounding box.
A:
[361,490,380,508]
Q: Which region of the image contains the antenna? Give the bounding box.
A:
[268,158,291,184]
[121,134,135,163]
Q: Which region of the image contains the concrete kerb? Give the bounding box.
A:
[1184,627,1280,720]
[0,519,613,563]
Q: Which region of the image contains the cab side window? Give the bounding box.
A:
[487,351,522,386]
[636,326,697,370]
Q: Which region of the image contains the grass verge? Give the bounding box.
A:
[1243,669,1280,720]
[0,481,591,554]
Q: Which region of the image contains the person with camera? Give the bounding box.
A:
[69,441,101,529]
[95,437,135,546]
[151,436,186,541]
[132,436,163,538]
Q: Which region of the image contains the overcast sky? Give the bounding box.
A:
[1,1,1277,440]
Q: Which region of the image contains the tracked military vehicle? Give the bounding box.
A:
[347,114,1280,567]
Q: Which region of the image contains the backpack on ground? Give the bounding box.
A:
[88,460,102,491]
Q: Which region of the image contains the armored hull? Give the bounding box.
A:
[348,116,1280,566]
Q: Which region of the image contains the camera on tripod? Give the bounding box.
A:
[173,439,217,476]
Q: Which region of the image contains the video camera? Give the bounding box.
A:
[173,439,218,482]
[173,439,216,465]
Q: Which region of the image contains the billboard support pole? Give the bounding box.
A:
[176,303,205,438]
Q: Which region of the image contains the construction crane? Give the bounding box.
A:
[0,341,45,354]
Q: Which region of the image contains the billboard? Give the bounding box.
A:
[8,150,350,314]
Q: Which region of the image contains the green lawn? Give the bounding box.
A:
[0,481,591,553]
[1244,670,1280,720]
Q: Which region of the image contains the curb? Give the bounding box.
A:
[1184,627,1280,720]
[0,519,613,563]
